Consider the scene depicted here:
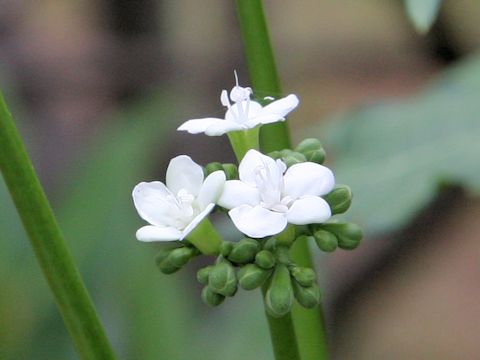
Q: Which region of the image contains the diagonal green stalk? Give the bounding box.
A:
[0,92,116,359]
[235,1,329,359]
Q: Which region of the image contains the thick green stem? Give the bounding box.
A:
[261,285,301,360]
[227,128,260,160]
[186,218,223,255]
[0,93,116,359]
[235,1,329,359]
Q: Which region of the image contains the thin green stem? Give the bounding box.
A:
[235,1,329,359]
[235,0,290,153]
[0,92,116,359]
[227,128,260,160]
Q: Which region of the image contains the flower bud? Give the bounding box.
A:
[220,241,234,257]
[314,229,338,252]
[321,223,363,250]
[324,185,352,214]
[238,264,272,290]
[265,264,294,318]
[168,247,196,268]
[204,162,223,176]
[295,138,322,153]
[304,149,326,164]
[268,150,282,159]
[292,281,320,309]
[208,261,237,297]
[255,250,276,269]
[155,247,181,274]
[290,266,316,287]
[201,286,225,307]
[222,163,238,180]
[295,138,326,164]
[280,150,307,168]
[228,238,260,264]
[196,265,213,285]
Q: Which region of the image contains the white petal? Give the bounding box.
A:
[136,225,182,242]
[166,155,204,196]
[238,149,278,186]
[181,203,215,240]
[246,114,285,127]
[284,162,335,199]
[132,181,179,227]
[205,120,244,136]
[177,118,225,134]
[228,205,287,238]
[217,180,261,209]
[225,101,262,123]
[286,196,331,225]
[259,94,299,118]
[197,171,226,209]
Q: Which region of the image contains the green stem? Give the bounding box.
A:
[235,0,290,153]
[235,1,329,359]
[0,92,116,359]
[227,128,260,160]
[261,285,301,360]
[186,218,223,255]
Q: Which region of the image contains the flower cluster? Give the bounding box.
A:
[132,75,362,316]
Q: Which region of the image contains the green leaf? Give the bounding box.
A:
[404,0,443,34]
[311,54,480,236]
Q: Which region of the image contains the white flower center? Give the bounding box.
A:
[163,188,198,229]
[253,159,292,213]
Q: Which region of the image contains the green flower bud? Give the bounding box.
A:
[155,247,180,274]
[208,261,237,296]
[265,264,294,318]
[295,138,322,154]
[314,230,338,252]
[196,265,213,285]
[238,264,272,290]
[201,286,225,307]
[304,149,326,164]
[295,139,326,164]
[204,162,223,176]
[268,150,282,159]
[168,247,196,268]
[220,241,234,257]
[276,224,296,246]
[292,281,320,309]
[324,185,352,214]
[290,266,317,287]
[228,238,261,264]
[263,237,277,251]
[282,151,307,168]
[222,163,238,180]
[255,250,276,269]
[321,223,363,250]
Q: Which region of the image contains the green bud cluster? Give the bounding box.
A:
[312,222,363,251]
[204,162,238,180]
[324,185,352,214]
[155,246,199,274]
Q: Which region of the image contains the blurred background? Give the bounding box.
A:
[1,1,480,359]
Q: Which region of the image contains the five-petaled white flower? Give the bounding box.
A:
[132,156,225,242]
[177,74,299,136]
[218,150,334,238]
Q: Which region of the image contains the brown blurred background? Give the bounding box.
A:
[1,1,480,359]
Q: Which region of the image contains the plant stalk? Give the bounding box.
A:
[0,92,116,359]
[235,1,329,359]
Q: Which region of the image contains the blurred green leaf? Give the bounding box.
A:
[404,0,443,34]
[311,54,480,236]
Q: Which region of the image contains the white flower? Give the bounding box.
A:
[218,150,334,238]
[132,156,225,242]
[177,73,299,136]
